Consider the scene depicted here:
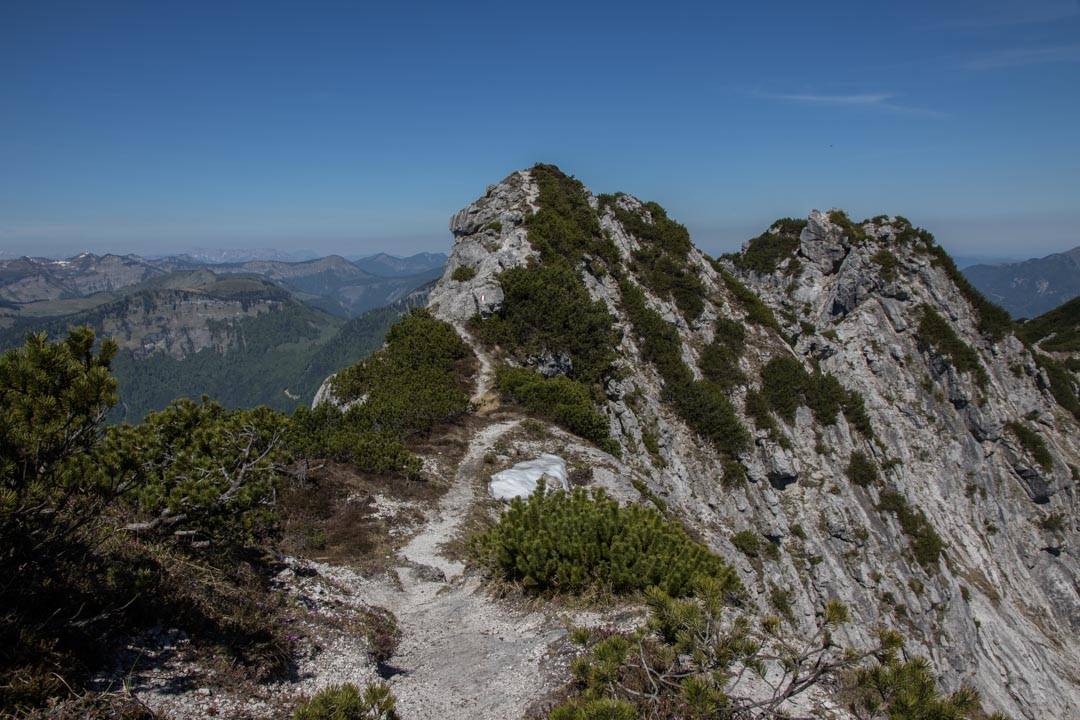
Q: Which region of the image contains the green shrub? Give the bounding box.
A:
[699,318,747,389]
[1018,297,1080,351]
[916,305,988,388]
[842,389,875,439]
[0,329,295,712]
[114,398,289,551]
[641,427,663,464]
[721,459,746,488]
[1005,421,1053,471]
[471,484,742,599]
[745,387,780,440]
[760,356,807,422]
[877,491,945,569]
[289,405,421,477]
[620,280,749,456]
[769,583,795,621]
[1032,353,1080,422]
[451,265,477,282]
[604,197,703,321]
[871,249,900,283]
[550,577,911,720]
[485,220,503,233]
[846,657,1002,720]
[527,164,619,269]
[293,682,400,720]
[495,365,617,454]
[759,356,862,429]
[731,529,762,557]
[472,263,617,387]
[922,242,1013,341]
[716,268,782,331]
[550,697,638,720]
[332,309,472,436]
[846,451,879,487]
[734,218,806,274]
[827,209,868,243]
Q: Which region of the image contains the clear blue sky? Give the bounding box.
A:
[2,0,1078,260]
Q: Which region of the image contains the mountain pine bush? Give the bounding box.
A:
[604,196,704,320]
[700,317,747,389]
[877,491,945,569]
[758,355,873,437]
[472,263,618,386]
[1005,421,1053,471]
[620,280,749,456]
[846,450,880,487]
[495,365,618,454]
[528,164,619,269]
[734,218,806,274]
[293,682,400,720]
[332,308,472,434]
[916,305,989,388]
[308,309,472,476]
[0,329,295,712]
[845,655,1008,720]
[716,267,783,331]
[471,483,743,599]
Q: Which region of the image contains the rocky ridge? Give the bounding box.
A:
[425,168,1079,719]
[133,167,1076,719]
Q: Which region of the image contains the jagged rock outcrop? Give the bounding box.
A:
[426,169,1080,719]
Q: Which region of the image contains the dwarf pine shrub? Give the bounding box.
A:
[471,483,743,599]
[871,249,900,283]
[1005,421,1053,471]
[605,197,704,320]
[877,491,945,569]
[528,164,619,269]
[1032,353,1080,421]
[734,218,806,274]
[700,318,747,390]
[331,309,472,432]
[715,267,782,331]
[0,329,296,712]
[758,355,873,436]
[495,365,617,454]
[472,263,618,387]
[451,264,476,282]
[293,682,399,720]
[548,576,973,720]
[1018,297,1080,351]
[916,305,988,388]
[921,242,1012,341]
[620,280,749,456]
[846,450,880,487]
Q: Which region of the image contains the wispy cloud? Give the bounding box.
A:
[964,44,1080,70]
[754,92,943,117]
[937,0,1079,29]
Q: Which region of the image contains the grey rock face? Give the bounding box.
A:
[430,170,1079,719]
[428,170,539,328]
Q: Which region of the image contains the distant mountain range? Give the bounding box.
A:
[175,247,321,263]
[0,251,446,317]
[0,251,445,421]
[352,251,448,277]
[961,246,1080,319]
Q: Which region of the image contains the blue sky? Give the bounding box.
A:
[1,0,1078,260]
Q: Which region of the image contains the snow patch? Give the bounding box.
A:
[488,454,568,501]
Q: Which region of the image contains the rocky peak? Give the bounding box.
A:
[425,165,1078,719]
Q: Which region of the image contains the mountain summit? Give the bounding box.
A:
[419,165,1078,719]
